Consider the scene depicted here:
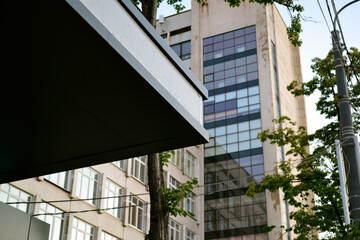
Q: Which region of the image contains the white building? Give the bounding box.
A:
[156,1,307,239]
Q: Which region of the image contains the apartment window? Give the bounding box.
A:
[44,171,70,190]
[168,219,181,240]
[0,183,31,213]
[170,149,182,168]
[128,195,145,231]
[131,156,147,183]
[112,159,127,171]
[101,231,120,240]
[104,179,124,219]
[76,167,99,205]
[37,202,64,240]
[171,41,191,60]
[185,192,196,216]
[71,218,95,240]
[184,151,197,178]
[185,229,196,240]
[169,176,180,191]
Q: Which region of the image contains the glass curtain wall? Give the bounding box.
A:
[203,26,268,240]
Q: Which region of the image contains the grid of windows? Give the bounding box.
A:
[184,151,197,178]
[171,41,191,60]
[101,231,120,240]
[44,171,69,190]
[205,154,265,194]
[131,156,147,183]
[76,167,99,205]
[205,192,267,232]
[205,119,262,158]
[112,159,127,171]
[104,179,124,219]
[71,218,95,240]
[168,219,181,240]
[203,26,267,239]
[203,26,257,91]
[37,202,64,240]
[185,229,196,240]
[204,85,260,124]
[0,183,31,212]
[128,195,145,231]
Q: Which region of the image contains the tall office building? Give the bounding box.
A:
[156,1,306,239]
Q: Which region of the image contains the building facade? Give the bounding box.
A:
[0,145,203,240]
[1,1,307,240]
[156,1,306,239]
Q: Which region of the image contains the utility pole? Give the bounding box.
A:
[332,30,360,225]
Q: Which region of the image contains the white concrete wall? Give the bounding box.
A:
[191,1,307,239]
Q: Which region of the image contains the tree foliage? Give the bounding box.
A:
[163,178,198,217]
[160,150,199,218]
[247,48,360,239]
[131,0,304,46]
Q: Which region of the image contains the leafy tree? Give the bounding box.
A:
[247,48,360,239]
[132,0,304,46]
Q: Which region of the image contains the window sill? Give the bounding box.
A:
[127,223,146,234]
[130,176,146,186]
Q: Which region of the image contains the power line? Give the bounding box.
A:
[316,0,347,70]
[316,0,333,34]
[330,0,360,85]
[325,0,335,28]
[32,203,149,217]
[5,192,149,205]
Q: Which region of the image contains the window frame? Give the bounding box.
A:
[0,183,32,213]
[168,219,181,240]
[185,229,196,240]
[103,179,124,219]
[131,156,147,184]
[128,195,146,231]
[184,151,197,178]
[169,176,180,191]
[71,217,95,240]
[170,149,182,168]
[44,171,71,191]
[101,231,120,240]
[75,167,99,205]
[171,40,191,60]
[112,159,127,172]
[185,192,196,217]
[36,202,65,240]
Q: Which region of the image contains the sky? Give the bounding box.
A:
[157,0,360,135]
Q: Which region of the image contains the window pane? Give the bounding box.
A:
[214,34,224,43]
[250,119,261,129]
[171,44,181,56]
[204,37,213,46]
[182,41,191,55]
[0,184,31,213]
[214,62,224,72]
[204,45,213,53]
[76,168,99,205]
[72,218,94,240]
[131,156,147,183]
[245,33,256,42]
